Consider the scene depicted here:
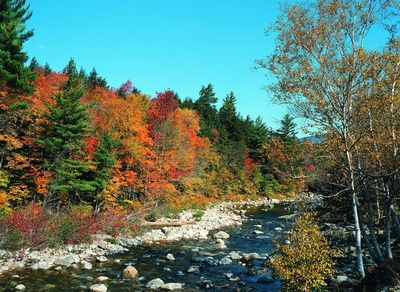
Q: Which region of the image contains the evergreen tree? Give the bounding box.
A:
[28,57,39,71]
[247,116,269,160]
[63,58,78,76]
[180,97,195,109]
[219,92,243,142]
[43,62,52,76]
[39,72,96,207]
[194,84,219,139]
[87,67,107,89]
[78,67,87,82]
[0,0,36,93]
[276,114,297,143]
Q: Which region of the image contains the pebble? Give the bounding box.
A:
[89,283,107,292]
[15,284,26,291]
[166,253,175,261]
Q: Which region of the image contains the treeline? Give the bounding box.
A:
[0,0,310,217]
[263,0,400,279]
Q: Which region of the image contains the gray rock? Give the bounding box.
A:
[228,251,242,260]
[54,255,76,266]
[82,260,93,270]
[96,276,109,281]
[54,266,62,271]
[254,224,262,228]
[213,231,230,239]
[215,239,226,249]
[31,261,52,270]
[15,284,26,291]
[96,256,108,262]
[187,265,200,273]
[274,227,283,232]
[161,283,183,290]
[166,253,175,261]
[176,271,184,276]
[253,230,264,235]
[337,275,349,283]
[89,283,107,292]
[219,257,233,265]
[146,278,165,289]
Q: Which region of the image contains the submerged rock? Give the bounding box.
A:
[215,239,227,249]
[166,253,175,261]
[187,265,200,273]
[219,257,233,265]
[15,284,26,291]
[228,251,242,260]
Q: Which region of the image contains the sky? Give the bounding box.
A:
[25,0,288,130]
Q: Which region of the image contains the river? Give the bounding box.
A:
[0,204,290,291]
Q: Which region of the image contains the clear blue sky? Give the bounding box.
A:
[25,0,287,130]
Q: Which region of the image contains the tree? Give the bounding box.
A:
[87,67,107,89]
[43,63,52,76]
[262,0,399,277]
[39,72,96,208]
[276,114,297,143]
[0,0,36,94]
[28,57,40,71]
[194,84,219,139]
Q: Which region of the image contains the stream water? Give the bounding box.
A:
[0,204,290,291]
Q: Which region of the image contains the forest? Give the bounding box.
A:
[0,0,400,291]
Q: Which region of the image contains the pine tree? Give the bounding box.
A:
[43,62,52,76]
[63,58,78,76]
[194,84,219,139]
[276,114,297,143]
[39,72,96,207]
[247,116,269,160]
[87,67,107,89]
[28,57,39,71]
[0,0,36,93]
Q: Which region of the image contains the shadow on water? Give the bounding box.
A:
[0,204,292,291]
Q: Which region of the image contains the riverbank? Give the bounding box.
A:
[0,197,280,276]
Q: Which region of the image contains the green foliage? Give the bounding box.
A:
[105,237,117,244]
[1,228,26,251]
[39,72,97,205]
[0,0,36,94]
[43,62,52,76]
[0,170,10,188]
[192,209,204,221]
[276,114,297,144]
[272,213,336,291]
[9,101,29,111]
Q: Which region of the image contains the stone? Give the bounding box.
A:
[71,263,79,269]
[166,253,175,261]
[89,283,107,292]
[96,256,108,262]
[219,257,233,265]
[54,255,76,266]
[54,266,62,271]
[274,227,283,232]
[11,275,20,279]
[254,224,262,228]
[187,265,200,273]
[228,251,242,260]
[213,231,230,239]
[253,230,264,235]
[31,261,52,270]
[176,271,184,276]
[337,275,348,283]
[82,261,93,270]
[97,240,109,249]
[114,259,121,264]
[123,265,139,279]
[15,284,26,291]
[96,276,109,281]
[161,283,183,290]
[242,252,266,261]
[146,278,165,289]
[215,239,226,249]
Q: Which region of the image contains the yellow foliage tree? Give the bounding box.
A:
[272,213,336,291]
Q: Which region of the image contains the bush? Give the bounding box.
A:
[1,228,26,251]
[192,209,204,221]
[272,212,336,291]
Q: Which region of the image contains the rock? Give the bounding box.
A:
[161,283,183,290]
[31,261,52,270]
[82,260,93,270]
[54,266,62,271]
[166,253,175,261]
[253,230,264,235]
[176,271,184,276]
[146,278,165,289]
[274,227,283,232]
[187,265,200,273]
[114,259,121,264]
[97,240,109,249]
[54,255,76,266]
[242,252,266,261]
[89,283,107,292]
[213,231,230,239]
[228,251,242,260]
[215,239,226,249]
[164,267,171,272]
[71,263,79,269]
[11,275,20,279]
[254,224,262,228]
[219,257,233,265]
[15,284,26,291]
[337,275,349,283]
[96,256,108,262]
[278,213,298,220]
[123,265,139,279]
[96,276,109,281]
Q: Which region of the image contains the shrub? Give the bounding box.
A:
[1,228,26,251]
[272,212,336,291]
[192,209,204,221]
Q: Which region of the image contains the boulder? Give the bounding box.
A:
[161,283,183,290]
[31,261,52,270]
[187,265,200,273]
[123,265,139,279]
[96,256,108,262]
[54,255,76,266]
[166,253,175,261]
[89,284,107,292]
[213,231,230,239]
[15,284,26,291]
[82,260,93,270]
[219,257,233,265]
[228,251,242,260]
[146,278,165,289]
[215,239,226,249]
[337,275,349,283]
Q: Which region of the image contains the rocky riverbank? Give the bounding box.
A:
[0,198,279,278]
